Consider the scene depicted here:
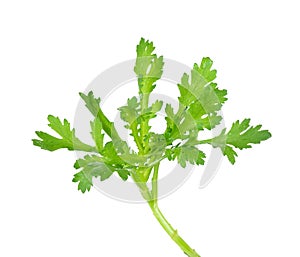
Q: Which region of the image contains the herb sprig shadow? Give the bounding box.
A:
[33,38,271,257]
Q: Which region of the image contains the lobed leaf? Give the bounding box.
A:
[73,155,114,193]
[207,118,272,164]
[134,38,164,94]
[33,115,95,152]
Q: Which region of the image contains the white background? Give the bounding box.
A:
[1,1,299,257]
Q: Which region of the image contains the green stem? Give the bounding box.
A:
[73,144,98,153]
[140,92,150,151]
[148,202,201,257]
[145,165,201,257]
[198,138,213,144]
[176,103,187,119]
[141,92,149,112]
[95,112,123,143]
[151,163,159,201]
[96,111,113,138]
[134,81,200,256]
[164,104,188,142]
[130,121,144,153]
[131,171,152,201]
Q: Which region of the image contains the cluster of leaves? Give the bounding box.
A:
[32,38,271,193]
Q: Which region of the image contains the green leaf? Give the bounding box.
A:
[194,57,217,83]
[33,115,95,152]
[207,119,272,164]
[177,58,221,106]
[73,155,114,193]
[102,141,128,166]
[118,97,164,151]
[164,104,178,138]
[226,119,271,149]
[90,117,104,152]
[112,139,131,155]
[79,91,101,117]
[179,58,227,118]
[118,96,140,128]
[79,91,113,138]
[164,104,198,142]
[134,38,164,94]
[149,100,163,113]
[142,100,163,121]
[73,153,133,192]
[167,144,206,168]
[117,170,131,181]
[72,171,94,193]
[165,57,227,143]
[178,66,227,114]
[223,146,238,164]
[147,133,166,164]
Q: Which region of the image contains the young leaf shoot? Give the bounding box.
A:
[33,38,271,257]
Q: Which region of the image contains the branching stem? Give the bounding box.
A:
[133,164,202,257]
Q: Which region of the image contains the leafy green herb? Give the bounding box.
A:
[33,115,96,152]
[33,38,271,257]
[200,118,271,164]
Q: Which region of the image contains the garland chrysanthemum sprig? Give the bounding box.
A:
[33,38,271,257]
